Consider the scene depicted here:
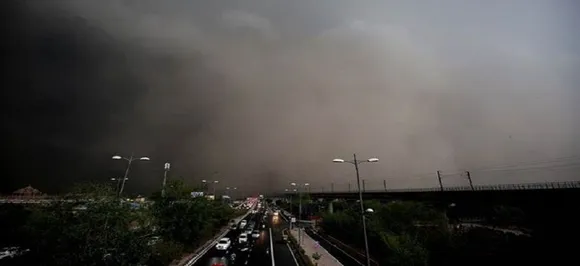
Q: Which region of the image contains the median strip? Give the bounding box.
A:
[269,227,276,266]
[183,210,252,266]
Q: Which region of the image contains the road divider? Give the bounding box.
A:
[269,227,275,266]
[286,242,300,266]
[183,209,253,266]
[286,229,314,266]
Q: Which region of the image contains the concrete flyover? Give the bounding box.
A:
[277,181,580,216]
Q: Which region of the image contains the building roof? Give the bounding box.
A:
[13,185,42,195]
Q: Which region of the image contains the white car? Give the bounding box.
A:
[240,220,247,228]
[239,233,248,244]
[251,230,260,238]
[273,211,279,216]
[215,238,231,250]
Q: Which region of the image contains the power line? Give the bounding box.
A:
[434,154,580,174]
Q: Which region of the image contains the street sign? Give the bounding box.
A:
[291,217,296,223]
[190,191,204,198]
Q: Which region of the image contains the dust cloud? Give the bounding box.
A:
[7,0,580,194]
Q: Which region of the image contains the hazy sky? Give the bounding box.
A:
[2,0,579,194]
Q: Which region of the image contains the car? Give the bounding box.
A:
[251,230,260,238]
[238,233,248,244]
[215,238,231,250]
[239,220,247,228]
[273,211,279,216]
[147,236,161,246]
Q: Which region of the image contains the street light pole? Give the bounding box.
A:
[299,187,302,244]
[162,163,170,198]
[112,153,150,198]
[291,182,309,245]
[333,154,378,266]
[353,154,371,266]
[213,180,219,198]
[118,154,133,197]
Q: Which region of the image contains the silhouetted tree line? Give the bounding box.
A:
[0,181,244,266]
[318,200,544,266]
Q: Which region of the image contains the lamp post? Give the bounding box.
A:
[213,180,219,198]
[333,154,378,266]
[290,182,309,245]
[232,187,238,200]
[161,162,171,198]
[112,154,150,197]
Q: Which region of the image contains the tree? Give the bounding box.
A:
[151,180,236,249]
[16,197,151,265]
[321,200,448,265]
[66,182,117,199]
[379,233,428,266]
[489,205,525,228]
[312,252,322,266]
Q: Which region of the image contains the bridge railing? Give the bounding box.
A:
[280,180,580,194]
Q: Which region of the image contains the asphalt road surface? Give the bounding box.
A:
[270,214,299,266]
[193,210,273,266]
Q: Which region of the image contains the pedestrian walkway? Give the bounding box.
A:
[289,228,343,266]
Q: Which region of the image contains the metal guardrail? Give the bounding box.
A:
[306,229,379,266]
[183,209,253,266]
[280,181,580,195]
[285,229,313,266]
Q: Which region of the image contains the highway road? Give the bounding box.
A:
[270,213,299,266]
[193,202,300,266]
[192,209,272,266]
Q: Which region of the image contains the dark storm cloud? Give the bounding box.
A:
[2,0,579,194]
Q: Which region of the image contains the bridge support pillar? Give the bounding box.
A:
[328,201,334,214]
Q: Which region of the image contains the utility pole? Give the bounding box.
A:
[383,179,387,191]
[437,171,444,191]
[362,179,366,192]
[161,163,170,197]
[466,171,474,190]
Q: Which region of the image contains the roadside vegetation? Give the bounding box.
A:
[280,198,537,266]
[0,180,242,266]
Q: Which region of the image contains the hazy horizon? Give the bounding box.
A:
[2,0,579,195]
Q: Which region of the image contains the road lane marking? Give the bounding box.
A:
[269,228,275,266]
[185,211,252,266]
[286,243,299,266]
